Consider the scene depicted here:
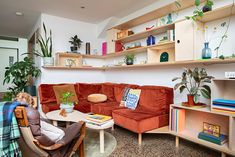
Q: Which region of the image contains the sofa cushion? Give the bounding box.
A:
[101,83,115,101]
[76,83,102,100]
[114,84,139,102]
[87,94,107,103]
[112,108,169,133]
[39,84,60,104]
[74,100,91,113]
[53,84,78,104]
[91,102,124,116]
[41,103,60,113]
[138,86,173,113]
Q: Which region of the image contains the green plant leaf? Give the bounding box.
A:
[172,77,181,82]
[200,88,211,99]
[195,0,201,6]
[179,86,186,93]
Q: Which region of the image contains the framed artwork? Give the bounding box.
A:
[203,122,221,137]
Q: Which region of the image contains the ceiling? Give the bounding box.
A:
[0,0,158,38]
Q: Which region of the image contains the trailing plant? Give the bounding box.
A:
[60,92,75,106]
[69,35,83,48]
[124,54,135,62]
[172,68,214,103]
[3,57,41,97]
[184,0,213,21]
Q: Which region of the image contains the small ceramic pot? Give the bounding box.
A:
[43,57,54,66]
[126,59,134,65]
[60,104,74,113]
[202,5,212,13]
[187,94,195,106]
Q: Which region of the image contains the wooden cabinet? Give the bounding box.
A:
[175,20,204,61]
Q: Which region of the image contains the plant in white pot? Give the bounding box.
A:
[34,23,54,66]
[60,92,75,113]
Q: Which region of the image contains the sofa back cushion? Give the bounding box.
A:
[138,86,173,113]
[114,84,139,102]
[39,84,60,104]
[101,83,116,101]
[76,83,102,100]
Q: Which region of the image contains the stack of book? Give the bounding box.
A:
[198,132,227,145]
[85,114,112,126]
[171,108,185,132]
[212,99,235,114]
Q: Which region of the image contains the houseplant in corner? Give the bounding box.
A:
[3,57,41,98]
[172,68,213,106]
[60,92,75,113]
[124,54,135,65]
[33,23,54,66]
[69,35,83,53]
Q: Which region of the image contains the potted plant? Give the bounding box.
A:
[69,35,83,53]
[202,0,214,12]
[60,92,75,113]
[172,68,213,106]
[3,57,41,99]
[33,23,54,66]
[124,54,135,65]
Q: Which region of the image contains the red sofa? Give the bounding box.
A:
[38,82,173,144]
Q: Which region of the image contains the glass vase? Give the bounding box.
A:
[202,42,212,59]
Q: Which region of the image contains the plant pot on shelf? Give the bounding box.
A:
[187,94,195,106]
[70,46,78,52]
[24,85,36,96]
[126,59,134,65]
[202,5,212,12]
[43,57,54,66]
[60,104,74,113]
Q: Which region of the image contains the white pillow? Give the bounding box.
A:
[40,121,65,142]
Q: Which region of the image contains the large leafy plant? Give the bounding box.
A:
[3,57,41,97]
[172,68,214,102]
[34,23,52,57]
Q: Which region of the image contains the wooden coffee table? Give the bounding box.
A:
[46,110,114,153]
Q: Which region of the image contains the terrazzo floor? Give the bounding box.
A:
[107,126,233,157]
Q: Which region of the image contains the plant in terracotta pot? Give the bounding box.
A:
[60,92,75,113]
[3,57,41,99]
[124,54,135,65]
[69,35,83,53]
[172,68,214,106]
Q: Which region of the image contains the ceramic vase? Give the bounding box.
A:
[43,57,54,66]
[202,42,212,59]
[187,94,195,106]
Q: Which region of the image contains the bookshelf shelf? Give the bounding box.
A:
[42,66,105,70]
[170,104,235,157]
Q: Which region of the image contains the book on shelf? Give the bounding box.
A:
[167,30,175,42]
[212,99,235,113]
[171,108,185,132]
[198,132,228,145]
[86,114,111,123]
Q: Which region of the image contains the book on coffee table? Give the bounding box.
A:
[86,114,111,123]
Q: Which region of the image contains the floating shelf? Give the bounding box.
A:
[114,23,175,43]
[198,4,235,23]
[111,0,205,30]
[42,66,104,70]
[105,58,235,70]
[57,53,104,59]
[104,41,175,58]
[43,58,235,71]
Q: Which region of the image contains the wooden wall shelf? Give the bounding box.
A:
[57,53,104,59]
[198,4,235,23]
[104,58,235,70]
[43,58,235,71]
[42,66,104,70]
[115,23,175,43]
[111,0,205,30]
[104,41,175,58]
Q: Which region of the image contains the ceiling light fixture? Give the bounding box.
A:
[15,12,24,16]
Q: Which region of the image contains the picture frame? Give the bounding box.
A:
[203,122,221,137]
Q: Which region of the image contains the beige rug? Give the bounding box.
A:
[84,129,117,157]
